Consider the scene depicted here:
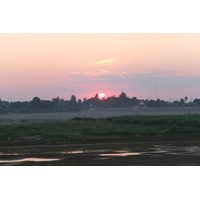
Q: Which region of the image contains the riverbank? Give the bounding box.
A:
[1,107,200,123]
[1,114,200,165]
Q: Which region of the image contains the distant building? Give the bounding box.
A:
[135,101,147,108]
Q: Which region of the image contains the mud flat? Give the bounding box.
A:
[0,107,200,123]
[1,141,200,166]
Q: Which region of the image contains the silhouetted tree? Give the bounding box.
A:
[184,96,188,102]
[52,96,60,107]
[31,97,42,109]
[41,100,54,109]
[119,92,128,107]
[70,95,77,108]
[10,101,29,109]
[193,98,200,105]
[147,100,156,107]
[60,99,65,108]
[119,92,127,100]
[93,93,101,107]
[132,97,138,107]
[77,99,82,107]
[179,98,185,106]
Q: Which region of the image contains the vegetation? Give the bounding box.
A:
[0,93,200,114]
[1,114,200,166]
[1,114,200,146]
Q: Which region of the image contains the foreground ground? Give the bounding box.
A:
[1,141,200,166]
[1,109,200,166]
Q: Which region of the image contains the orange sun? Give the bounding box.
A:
[98,93,105,99]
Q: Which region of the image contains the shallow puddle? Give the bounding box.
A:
[1,141,200,165]
[60,149,113,154]
[151,145,200,155]
[0,158,60,163]
[100,152,142,156]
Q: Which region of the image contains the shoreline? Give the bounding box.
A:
[1,107,200,123]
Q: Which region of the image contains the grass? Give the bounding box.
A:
[1,114,200,146]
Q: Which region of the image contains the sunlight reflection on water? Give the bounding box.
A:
[60,149,113,154]
[1,143,200,164]
[0,158,60,163]
[100,152,141,156]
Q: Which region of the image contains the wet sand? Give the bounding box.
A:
[1,107,200,123]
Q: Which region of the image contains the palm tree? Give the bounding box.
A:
[184,96,188,102]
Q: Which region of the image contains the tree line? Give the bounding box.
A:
[0,92,200,114]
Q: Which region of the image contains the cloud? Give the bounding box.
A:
[124,69,192,78]
[59,70,108,83]
[60,68,193,83]
[100,69,107,73]
[59,77,83,82]
[147,69,190,77]
[142,71,152,74]
[66,71,104,77]
[90,59,117,65]
[58,68,200,92]
[59,78,73,81]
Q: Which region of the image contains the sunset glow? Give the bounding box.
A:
[1,33,200,101]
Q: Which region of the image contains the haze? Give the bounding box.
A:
[1,33,200,102]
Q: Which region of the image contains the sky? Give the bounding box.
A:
[1,1,200,103]
[1,33,200,102]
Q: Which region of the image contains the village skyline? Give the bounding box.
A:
[1,92,200,114]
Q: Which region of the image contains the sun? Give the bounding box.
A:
[98,93,105,99]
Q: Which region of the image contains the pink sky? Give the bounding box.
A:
[1,33,200,102]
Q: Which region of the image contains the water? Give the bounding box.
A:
[1,141,200,165]
[0,158,60,163]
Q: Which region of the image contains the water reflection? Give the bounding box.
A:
[100,152,141,156]
[60,149,113,154]
[152,145,200,155]
[99,150,168,158]
[0,158,60,163]
[1,142,200,165]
